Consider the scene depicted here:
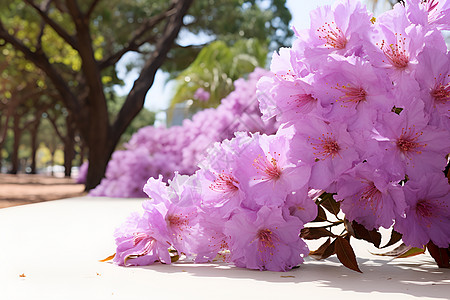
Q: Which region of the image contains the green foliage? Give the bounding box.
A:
[161,0,292,76]
[169,38,267,113]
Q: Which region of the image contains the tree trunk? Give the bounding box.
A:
[10,115,21,174]
[0,146,3,173]
[63,136,75,177]
[29,121,39,174]
[82,0,194,191]
[63,115,76,177]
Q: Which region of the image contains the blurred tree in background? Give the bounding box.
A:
[168,38,268,120]
[0,0,292,190]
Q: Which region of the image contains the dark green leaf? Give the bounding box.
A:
[335,237,362,273]
[426,242,450,268]
[350,221,382,248]
[301,227,336,240]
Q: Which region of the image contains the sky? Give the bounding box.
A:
[115,0,377,113]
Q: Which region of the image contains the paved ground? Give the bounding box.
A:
[0,174,86,209]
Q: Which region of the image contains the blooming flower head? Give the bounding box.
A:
[415,46,450,119]
[257,69,322,126]
[371,99,450,179]
[313,54,394,130]
[291,116,359,191]
[283,187,319,224]
[224,206,308,271]
[236,126,311,207]
[143,174,202,257]
[113,212,172,266]
[293,0,373,68]
[335,162,406,229]
[394,172,450,248]
[406,0,450,30]
[366,3,442,87]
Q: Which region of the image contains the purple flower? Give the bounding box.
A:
[293,0,373,68]
[371,99,450,179]
[406,0,450,30]
[224,206,308,271]
[415,46,450,119]
[194,87,210,102]
[291,117,360,191]
[335,162,406,229]
[284,187,319,224]
[143,174,202,257]
[236,126,311,207]
[257,70,322,125]
[394,172,450,248]
[92,68,277,198]
[313,55,394,130]
[113,212,171,266]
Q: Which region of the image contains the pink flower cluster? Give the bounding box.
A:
[90,68,277,197]
[194,87,210,102]
[113,0,450,271]
[258,0,450,248]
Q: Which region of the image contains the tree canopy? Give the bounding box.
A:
[0,0,292,189]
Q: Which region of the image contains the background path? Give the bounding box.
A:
[0,174,86,208]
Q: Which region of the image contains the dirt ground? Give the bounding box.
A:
[0,174,86,209]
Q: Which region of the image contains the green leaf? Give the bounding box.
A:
[335,237,362,273]
[371,243,425,258]
[395,246,425,259]
[426,242,450,268]
[300,227,336,240]
[350,221,382,248]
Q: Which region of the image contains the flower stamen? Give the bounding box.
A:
[396,126,426,158]
[334,84,367,106]
[431,81,450,104]
[310,133,341,160]
[209,172,239,194]
[317,21,347,49]
[253,152,282,181]
[378,33,409,69]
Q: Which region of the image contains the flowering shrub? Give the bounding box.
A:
[76,161,88,184]
[109,0,450,271]
[90,68,278,198]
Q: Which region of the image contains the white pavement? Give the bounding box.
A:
[0,197,448,300]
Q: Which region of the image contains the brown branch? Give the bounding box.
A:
[111,0,193,146]
[36,0,51,51]
[98,5,177,70]
[46,110,65,141]
[0,21,81,115]
[23,103,51,130]
[86,0,101,19]
[24,0,79,50]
